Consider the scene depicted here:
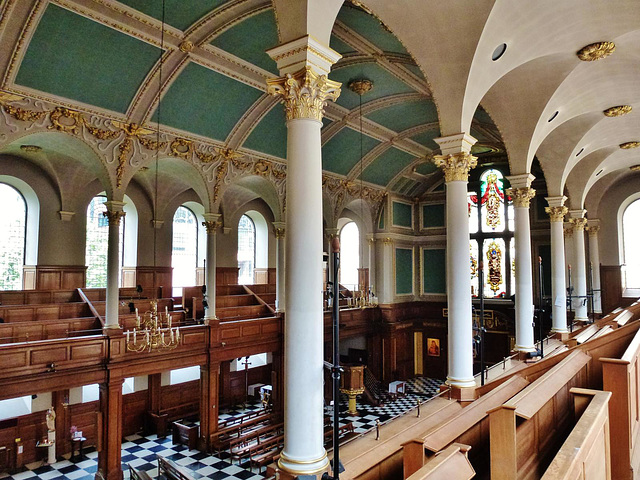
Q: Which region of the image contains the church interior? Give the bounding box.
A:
[1,0,640,479]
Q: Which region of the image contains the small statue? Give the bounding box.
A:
[46,407,56,432]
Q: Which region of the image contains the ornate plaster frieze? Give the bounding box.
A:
[433,152,477,182]
[545,205,568,222]
[507,187,536,208]
[323,174,387,223]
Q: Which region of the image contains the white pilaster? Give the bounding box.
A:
[545,197,568,333]
[569,210,589,321]
[377,237,394,304]
[273,222,286,312]
[506,175,536,352]
[103,201,125,330]
[587,220,602,313]
[367,235,376,295]
[266,38,341,477]
[434,133,477,388]
[203,214,221,322]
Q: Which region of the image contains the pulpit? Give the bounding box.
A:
[340,365,366,415]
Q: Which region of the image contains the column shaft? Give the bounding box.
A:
[588,225,602,313]
[97,377,123,480]
[104,202,125,330]
[513,205,535,351]
[203,214,220,322]
[550,220,568,332]
[572,219,588,321]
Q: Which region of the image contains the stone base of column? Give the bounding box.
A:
[514,344,537,353]
[441,384,476,402]
[102,325,122,335]
[277,451,329,478]
[444,376,476,389]
[574,316,590,323]
[551,330,570,342]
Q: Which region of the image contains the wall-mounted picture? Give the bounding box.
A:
[427,338,440,357]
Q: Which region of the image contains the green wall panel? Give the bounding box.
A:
[159,62,262,142]
[16,4,160,114]
[323,127,380,175]
[395,248,413,295]
[211,10,279,74]
[423,249,446,294]
[360,148,414,187]
[392,201,412,228]
[116,0,225,31]
[422,204,445,228]
[243,105,287,158]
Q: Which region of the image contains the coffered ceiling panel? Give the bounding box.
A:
[242,105,287,159]
[16,3,160,114]
[322,127,381,176]
[360,147,415,186]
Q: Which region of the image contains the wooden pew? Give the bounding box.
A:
[0,317,100,343]
[211,412,277,454]
[230,422,284,460]
[405,443,475,480]
[600,325,640,480]
[128,464,152,480]
[541,388,611,479]
[158,455,196,480]
[0,289,80,305]
[403,376,529,478]
[488,350,591,480]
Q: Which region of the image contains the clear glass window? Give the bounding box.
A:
[172,206,198,296]
[0,184,26,290]
[85,196,124,288]
[238,215,256,284]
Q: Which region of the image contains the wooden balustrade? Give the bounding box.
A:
[541,388,611,480]
[601,325,640,479]
[0,317,101,344]
[0,289,80,305]
[488,350,591,480]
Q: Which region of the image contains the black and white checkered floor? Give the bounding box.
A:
[0,377,442,480]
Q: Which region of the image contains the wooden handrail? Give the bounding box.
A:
[406,443,475,480]
[77,288,104,327]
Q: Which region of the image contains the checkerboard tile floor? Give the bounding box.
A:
[0,377,442,479]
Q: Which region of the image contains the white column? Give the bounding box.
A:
[587,220,602,313]
[202,213,221,322]
[273,222,285,312]
[434,133,477,389]
[378,237,394,304]
[103,201,125,330]
[267,39,341,476]
[545,197,568,333]
[569,211,589,321]
[506,175,536,352]
[367,235,376,295]
[325,228,338,292]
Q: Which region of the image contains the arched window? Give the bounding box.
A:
[0,183,26,290]
[238,215,256,284]
[339,221,360,290]
[85,196,124,288]
[622,199,640,289]
[172,206,198,296]
[469,169,515,298]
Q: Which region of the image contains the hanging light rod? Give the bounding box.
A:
[348,79,373,96]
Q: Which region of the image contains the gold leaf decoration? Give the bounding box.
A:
[577,42,615,61]
[603,105,632,117]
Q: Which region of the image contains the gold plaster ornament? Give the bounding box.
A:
[620,141,640,149]
[433,152,477,182]
[49,107,83,134]
[170,138,193,159]
[570,217,588,231]
[202,220,222,234]
[587,225,600,236]
[267,66,341,121]
[348,79,373,96]
[273,226,285,239]
[179,41,194,53]
[577,42,615,61]
[630,165,640,172]
[102,209,126,226]
[506,187,536,208]
[603,105,632,117]
[20,145,42,153]
[545,205,568,222]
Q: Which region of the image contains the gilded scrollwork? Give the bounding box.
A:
[545,205,568,222]
[506,186,536,208]
[433,152,477,182]
[49,107,84,134]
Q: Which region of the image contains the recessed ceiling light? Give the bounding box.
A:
[20,145,41,153]
[620,142,640,149]
[603,105,632,117]
[577,41,615,61]
[576,148,584,157]
[548,111,559,122]
[492,43,507,61]
[596,169,604,176]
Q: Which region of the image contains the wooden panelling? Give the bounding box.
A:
[35,266,86,290]
[216,267,239,286]
[601,265,623,314]
[135,266,173,297]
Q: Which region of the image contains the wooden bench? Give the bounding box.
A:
[402,375,529,478]
[488,350,591,480]
[406,443,475,480]
[541,388,611,479]
[0,289,80,305]
[211,412,277,454]
[0,302,92,322]
[601,325,640,479]
[231,422,284,461]
[158,455,196,480]
[0,317,100,343]
[128,464,152,480]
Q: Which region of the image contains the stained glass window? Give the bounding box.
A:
[469,169,514,298]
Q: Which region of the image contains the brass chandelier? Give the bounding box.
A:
[125,300,179,352]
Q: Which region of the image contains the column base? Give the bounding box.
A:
[445,376,476,389]
[574,316,590,323]
[102,325,122,336]
[442,384,476,402]
[277,450,329,477]
[514,344,537,353]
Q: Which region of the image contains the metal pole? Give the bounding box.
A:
[588,262,595,324]
[479,261,485,386]
[331,237,341,480]
[538,257,544,358]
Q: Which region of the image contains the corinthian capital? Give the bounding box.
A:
[545,206,568,222]
[570,217,588,231]
[103,210,125,226]
[267,66,341,121]
[506,187,536,208]
[433,152,477,182]
[587,225,600,236]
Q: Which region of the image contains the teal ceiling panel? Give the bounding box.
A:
[411,130,441,151]
[323,127,380,176]
[330,63,415,110]
[367,100,438,133]
[243,105,287,159]
[360,148,414,186]
[330,35,356,55]
[337,5,408,55]
[116,0,225,31]
[210,9,279,74]
[159,62,262,141]
[414,162,438,176]
[16,4,160,114]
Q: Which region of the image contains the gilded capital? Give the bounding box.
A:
[274,227,285,239]
[587,225,600,236]
[202,220,221,234]
[267,66,341,122]
[570,217,588,231]
[103,210,125,226]
[382,237,393,245]
[433,152,477,182]
[564,225,574,238]
[507,187,536,208]
[545,205,568,222]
